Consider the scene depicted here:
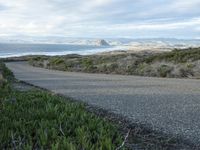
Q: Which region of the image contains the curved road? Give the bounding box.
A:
[6,62,200,145]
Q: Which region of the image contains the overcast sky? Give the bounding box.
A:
[0,0,200,39]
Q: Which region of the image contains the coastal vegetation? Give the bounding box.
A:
[0,62,123,149]
[0,60,195,149]
[29,47,200,78]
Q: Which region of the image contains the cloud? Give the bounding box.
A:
[0,4,8,11]
[172,0,200,11]
[0,0,199,38]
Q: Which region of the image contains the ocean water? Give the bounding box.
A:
[0,43,117,58]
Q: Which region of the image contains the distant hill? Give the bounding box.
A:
[95,39,110,46]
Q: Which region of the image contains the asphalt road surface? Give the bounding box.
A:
[6,62,200,145]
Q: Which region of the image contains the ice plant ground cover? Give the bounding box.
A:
[0,62,123,150]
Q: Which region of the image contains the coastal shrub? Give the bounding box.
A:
[0,62,14,81]
[179,67,194,77]
[81,58,96,71]
[157,65,173,77]
[82,58,93,67]
[98,64,108,73]
[0,62,13,105]
[65,61,73,69]
[106,63,119,73]
[134,63,155,76]
[32,56,42,61]
[185,63,195,69]
[141,48,200,64]
[28,47,200,78]
[50,57,65,65]
[3,67,13,80]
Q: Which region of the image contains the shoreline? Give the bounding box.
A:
[2,41,200,59]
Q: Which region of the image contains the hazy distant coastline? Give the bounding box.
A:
[1,38,200,58]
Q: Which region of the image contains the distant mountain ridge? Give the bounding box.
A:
[0,36,199,48]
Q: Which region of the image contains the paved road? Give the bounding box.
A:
[6,62,200,144]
